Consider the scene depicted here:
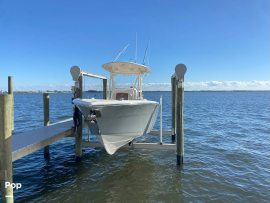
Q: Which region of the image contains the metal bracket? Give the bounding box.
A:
[178,79,184,88]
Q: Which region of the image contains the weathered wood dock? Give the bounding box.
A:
[12,118,73,161]
[0,64,187,203]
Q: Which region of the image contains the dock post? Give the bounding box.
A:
[8,76,14,131]
[171,76,176,142]
[43,93,50,160]
[0,94,14,203]
[103,79,107,99]
[75,75,83,161]
[159,96,163,144]
[175,64,187,166]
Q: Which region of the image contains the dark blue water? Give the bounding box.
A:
[4,91,270,202]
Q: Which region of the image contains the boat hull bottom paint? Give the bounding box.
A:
[74,99,159,154]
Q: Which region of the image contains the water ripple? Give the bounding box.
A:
[4,91,270,202]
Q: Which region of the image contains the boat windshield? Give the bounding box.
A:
[112,74,138,88]
[108,73,144,100]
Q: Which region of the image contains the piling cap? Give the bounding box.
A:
[70,66,81,81]
[175,64,187,80]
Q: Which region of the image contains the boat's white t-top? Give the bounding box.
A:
[102,62,150,100]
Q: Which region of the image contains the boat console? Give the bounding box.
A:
[113,87,138,100]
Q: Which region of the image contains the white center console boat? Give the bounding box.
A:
[72,62,159,154]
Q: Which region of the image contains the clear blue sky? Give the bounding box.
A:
[0,0,269,90]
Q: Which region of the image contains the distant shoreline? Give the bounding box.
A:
[6,90,270,94]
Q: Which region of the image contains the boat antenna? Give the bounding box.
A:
[142,40,150,65]
[146,40,150,66]
[135,32,137,63]
[113,44,129,62]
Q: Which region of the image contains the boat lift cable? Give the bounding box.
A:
[113,44,129,62]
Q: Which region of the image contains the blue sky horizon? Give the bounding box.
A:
[1,0,270,91]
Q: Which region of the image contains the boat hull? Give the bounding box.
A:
[73,99,159,154]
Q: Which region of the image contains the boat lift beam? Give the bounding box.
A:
[82,141,176,151]
[70,65,106,81]
[80,71,106,80]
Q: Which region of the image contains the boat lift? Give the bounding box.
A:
[70,65,186,154]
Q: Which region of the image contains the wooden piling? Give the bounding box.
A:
[103,79,107,99]
[176,81,184,165]
[175,64,187,166]
[75,76,83,161]
[171,76,176,142]
[8,76,14,131]
[43,93,50,160]
[0,94,14,203]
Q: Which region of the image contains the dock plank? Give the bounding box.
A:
[12,118,74,161]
